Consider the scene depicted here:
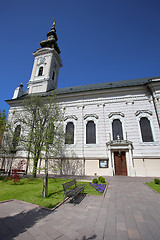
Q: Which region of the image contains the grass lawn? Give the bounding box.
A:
[146,182,160,193]
[0,177,104,209]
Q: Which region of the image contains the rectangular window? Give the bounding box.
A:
[99,159,108,168]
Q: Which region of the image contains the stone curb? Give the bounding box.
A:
[144,183,160,194]
[103,182,109,197]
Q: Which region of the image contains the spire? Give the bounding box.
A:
[40,19,61,54]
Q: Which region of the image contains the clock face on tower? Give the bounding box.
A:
[40,57,45,64]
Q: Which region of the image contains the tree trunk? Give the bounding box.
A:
[8,155,14,177]
[32,158,38,178]
[42,151,48,198]
[32,148,41,178]
[26,150,30,175]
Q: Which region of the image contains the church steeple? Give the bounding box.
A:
[27,20,62,94]
[40,19,61,54]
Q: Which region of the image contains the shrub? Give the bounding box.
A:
[92,178,98,184]
[98,176,102,181]
[98,176,105,183]
[154,178,160,185]
[11,169,20,184]
[11,160,25,184]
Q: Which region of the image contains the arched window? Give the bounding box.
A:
[38,66,43,76]
[52,71,55,80]
[86,121,96,144]
[65,122,74,144]
[140,117,153,142]
[112,119,123,140]
[12,125,21,152]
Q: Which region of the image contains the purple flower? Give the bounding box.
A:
[90,182,106,193]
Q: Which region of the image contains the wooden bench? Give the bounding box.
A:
[62,179,84,202]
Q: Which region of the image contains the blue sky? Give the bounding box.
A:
[1,0,160,115]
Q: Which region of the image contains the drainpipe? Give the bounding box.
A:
[146,81,160,129]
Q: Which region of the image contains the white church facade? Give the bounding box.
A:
[6,22,160,177]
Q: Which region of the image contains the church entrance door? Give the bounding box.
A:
[114,151,127,176]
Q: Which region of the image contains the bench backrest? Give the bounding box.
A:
[62,179,77,191]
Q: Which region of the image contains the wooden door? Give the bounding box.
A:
[114,151,127,176]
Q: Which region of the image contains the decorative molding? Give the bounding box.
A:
[135,110,152,116]
[108,112,125,118]
[37,62,47,67]
[13,119,19,124]
[33,48,62,67]
[64,115,78,121]
[83,114,99,120]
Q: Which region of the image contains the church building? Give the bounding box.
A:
[6,21,160,177]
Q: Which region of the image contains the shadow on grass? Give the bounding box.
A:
[0,176,11,182]
[10,182,24,186]
[47,189,64,198]
[0,203,51,239]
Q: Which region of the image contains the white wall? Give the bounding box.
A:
[7,84,160,177]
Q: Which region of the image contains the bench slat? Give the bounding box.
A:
[62,179,84,201]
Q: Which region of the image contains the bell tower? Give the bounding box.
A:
[28,20,62,94]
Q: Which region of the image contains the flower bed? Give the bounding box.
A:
[89,182,106,193]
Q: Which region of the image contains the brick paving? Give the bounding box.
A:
[0,176,160,239]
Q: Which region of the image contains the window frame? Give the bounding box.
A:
[112,119,124,140]
[140,117,154,142]
[99,159,109,168]
[65,122,74,144]
[109,113,125,141]
[84,116,98,145]
[12,124,21,152]
[86,120,96,144]
[38,66,43,76]
[136,112,155,143]
[52,70,55,81]
[64,116,77,145]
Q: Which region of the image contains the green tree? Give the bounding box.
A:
[0,121,21,176]
[19,95,64,188]
[42,100,64,197]
[0,110,6,145]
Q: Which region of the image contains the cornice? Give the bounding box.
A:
[108,112,125,118]
[33,48,62,67]
[64,115,78,121]
[135,110,152,116]
[83,114,99,120]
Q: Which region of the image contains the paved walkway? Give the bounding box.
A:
[0,176,160,240]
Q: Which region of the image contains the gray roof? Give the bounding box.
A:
[45,76,160,96]
[6,76,160,103]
